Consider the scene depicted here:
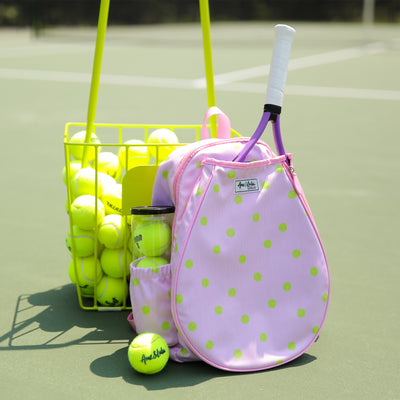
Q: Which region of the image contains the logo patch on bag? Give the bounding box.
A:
[234,178,260,194]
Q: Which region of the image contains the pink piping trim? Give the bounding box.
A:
[171,157,331,372]
[171,138,273,237]
[171,164,216,362]
[203,154,287,169]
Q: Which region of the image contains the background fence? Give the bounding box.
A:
[1,0,400,28]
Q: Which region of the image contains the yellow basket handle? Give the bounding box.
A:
[81,0,218,164]
[199,0,217,138]
[81,0,110,168]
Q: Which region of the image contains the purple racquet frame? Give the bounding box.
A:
[234,25,295,163]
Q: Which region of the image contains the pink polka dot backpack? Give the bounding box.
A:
[129,25,330,372]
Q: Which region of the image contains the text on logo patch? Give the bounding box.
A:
[234,178,260,194]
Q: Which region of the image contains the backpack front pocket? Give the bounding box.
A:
[171,157,330,372]
[130,260,178,346]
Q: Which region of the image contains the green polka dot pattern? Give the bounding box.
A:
[200,216,208,226]
[226,228,235,237]
[149,142,329,371]
[162,321,170,331]
[185,259,194,269]
[234,195,243,204]
[142,306,150,315]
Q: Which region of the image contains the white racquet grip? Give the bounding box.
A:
[265,24,296,108]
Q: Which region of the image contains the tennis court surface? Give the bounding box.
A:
[0,22,399,399]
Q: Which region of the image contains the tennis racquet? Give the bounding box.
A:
[234,24,296,162]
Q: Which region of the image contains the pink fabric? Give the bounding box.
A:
[129,261,179,346]
[201,106,231,140]
[129,108,330,371]
[127,312,136,331]
[171,158,329,371]
[129,259,199,362]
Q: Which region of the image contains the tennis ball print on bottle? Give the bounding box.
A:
[171,158,329,371]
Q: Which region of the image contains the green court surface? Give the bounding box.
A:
[0,22,399,399]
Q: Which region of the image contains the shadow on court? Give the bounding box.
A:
[90,346,316,390]
[0,283,316,389]
[0,284,132,350]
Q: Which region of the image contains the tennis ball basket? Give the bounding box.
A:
[63,0,229,310]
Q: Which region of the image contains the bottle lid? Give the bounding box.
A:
[131,205,175,215]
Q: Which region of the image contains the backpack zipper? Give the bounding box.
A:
[172,137,274,212]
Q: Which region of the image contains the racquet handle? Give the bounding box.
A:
[265,24,296,109]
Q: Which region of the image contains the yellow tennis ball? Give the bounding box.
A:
[136,256,168,273]
[97,152,121,179]
[70,195,105,230]
[133,221,171,257]
[98,214,126,249]
[118,140,150,170]
[128,333,169,374]
[69,130,101,161]
[96,275,127,306]
[101,183,122,215]
[66,225,96,258]
[98,172,117,191]
[68,255,103,297]
[62,161,82,185]
[71,167,103,199]
[147,128,179,162]
[100,247,132,278]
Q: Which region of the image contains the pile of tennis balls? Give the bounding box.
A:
[64,128,179,307]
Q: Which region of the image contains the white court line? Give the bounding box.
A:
[0,68,194,88]
[218,82,400,101]
[1,67,399,101]
[1,67,398,100]
[193,41,388,87]
[102,73,194,89]
[1,38,399,102]
[0,44,92,59]
[287,85,400,101]
[0,68,91,83]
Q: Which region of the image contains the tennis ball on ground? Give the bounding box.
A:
[69,130,101,161]
[70,195,105,230]
[101,183,122,215]
[62,161,82,185]
[147,128,179,162]
[133,221,172,257]
[66,225,96,258]
[118,140,150,170]
[100,248,132,278]
[98,214,126,249]
[136,256,169,273]
[71,167,102,199]
[68,255,103,297]
[96,276,127,306]
[97,152,121,180]
[128,333,169,374]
